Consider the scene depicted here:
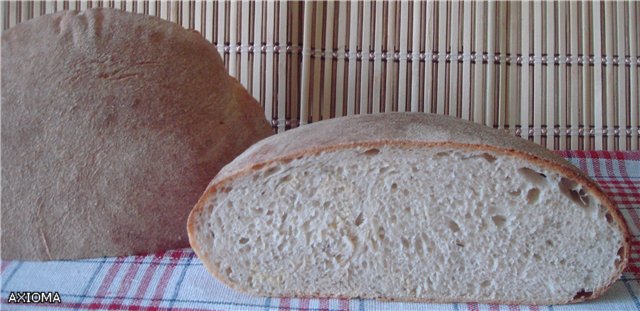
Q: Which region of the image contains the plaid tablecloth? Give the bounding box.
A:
[2,151,639,311]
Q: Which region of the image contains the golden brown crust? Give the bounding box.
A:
[187,113,629,305]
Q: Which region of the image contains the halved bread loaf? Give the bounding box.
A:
[188,113,629,305]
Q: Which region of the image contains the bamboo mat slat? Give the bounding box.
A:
[378,2,396,111]
[593,1,604,150]
[371,1,382,114]
[1,0,638,151]
[461,1,472,121]
[569,2,579,150]
[485,1,495,127]
[410,1,421,113]
[449,1,460,118]
[398,1,409,113]
[631,1,639,150]
[533,1,543,146]
[582,2,592,151]
[334,1,346,119]
[473,1,486,125]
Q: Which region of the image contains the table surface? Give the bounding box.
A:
[2,151,639,311]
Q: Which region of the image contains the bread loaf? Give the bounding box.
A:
[1,8,272,260]
[188,112,629,305]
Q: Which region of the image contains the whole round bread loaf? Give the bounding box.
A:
[1,8,272,260]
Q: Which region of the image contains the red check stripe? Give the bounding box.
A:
[279,297,291,311]
[88,255,127,309]
[626,241,640,279]
[148,249,184,309]
[106,255,146,309]
[319,298,329,311]
[299,298,310,311]
[126,253,166,310]
[339,298,349,311]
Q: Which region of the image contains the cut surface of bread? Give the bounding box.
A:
[188,113,629,305]
[1,8,272,260]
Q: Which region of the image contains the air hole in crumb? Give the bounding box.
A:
[559,178,590,208]
[391,183,398,192]
[210,232,215,239]
[323,201,331,208]
[263,166,279,178]
[546,240,554,246]
[411,166,419,173]
[239,237,249,244]
[401,237,410,248]
[605,213,613,223]
[378,227,386,240]
[222,186,232,193]
[402,189,410,196]
[509,189,522,196]
[480,280,491,288]
[266,210,274,216]
[355,212,365,226]
[472,153,497,163]
[434,151,451,159]
[455,240,465,247]
[492,215,507,228]
[303,171,309,176]
[527,188,541,204]
[363,148,380,156]
[518,167,548,185]
[448,220,461,232]
[533,254,542,261]
[279,175,292,184]
[225,267,233,276]
[573,289,593,300]
[370,239,379,251]
[559,259,566,265]
[379,166,390,174]
[281,213,288,223]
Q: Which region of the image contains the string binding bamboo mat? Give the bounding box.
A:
[2,1,639,151]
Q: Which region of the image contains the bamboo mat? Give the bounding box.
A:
[2,1,639,151]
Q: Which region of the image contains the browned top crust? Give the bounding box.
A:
[1,8,272,260]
